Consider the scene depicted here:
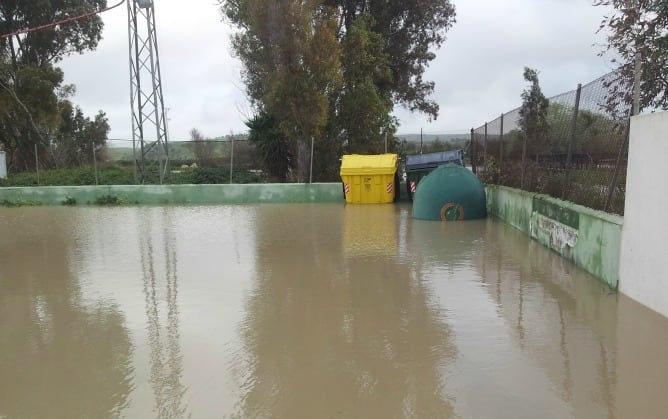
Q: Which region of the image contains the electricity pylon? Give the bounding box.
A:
[127,0,169,184]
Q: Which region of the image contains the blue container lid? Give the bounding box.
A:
[405,150,463,171]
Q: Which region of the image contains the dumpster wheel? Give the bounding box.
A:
[440,202,464,221]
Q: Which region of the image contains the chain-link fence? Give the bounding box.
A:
[108,136,263,184]
[0,136,267,187]
[471,70,631,214]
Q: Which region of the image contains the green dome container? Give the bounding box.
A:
[412,164,487,221]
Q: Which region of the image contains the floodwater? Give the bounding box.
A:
[1,204,667,419]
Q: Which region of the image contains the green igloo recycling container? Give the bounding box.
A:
[412,164,487,221]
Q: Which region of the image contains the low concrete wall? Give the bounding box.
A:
[620,111,668,318]
[0,183,344,206]
[486,184,623,289]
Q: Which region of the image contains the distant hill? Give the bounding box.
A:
[106,133,470,162]
[396,133,469,143]
[106,147,133,161]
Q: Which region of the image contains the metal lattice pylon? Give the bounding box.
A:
[128,0,169,184]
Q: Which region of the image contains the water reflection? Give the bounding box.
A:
[138,209,188,418]
[471,220,668,418]
[472,220,617,417]
[0,208,133,418]
[232,203,455,418]
[2,205,668,418]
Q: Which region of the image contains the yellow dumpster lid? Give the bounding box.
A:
[340,154,398,176]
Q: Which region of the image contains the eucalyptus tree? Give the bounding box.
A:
[327,0,456,119]
[337,14,396,154]
[222,0,342,181]
[221,0,456,180]
[0,0,106,171]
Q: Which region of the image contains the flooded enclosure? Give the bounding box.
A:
[1,204,667,418]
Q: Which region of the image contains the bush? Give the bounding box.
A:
[0,164,264,186]
[94,195,124,205]
[191,167,227,184]
[1,199,42,207]
[61,196,77,206]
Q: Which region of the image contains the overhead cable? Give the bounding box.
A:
[0,0,125,40]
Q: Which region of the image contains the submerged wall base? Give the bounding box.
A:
[0,183,344,206]
[486,184,622,290]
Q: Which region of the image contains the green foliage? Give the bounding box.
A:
[191,167,227,184]
[331,0,457,117]
[223,1,343,181]
[94,195,123,206]
[518,67,549,187]
[479,156,500,184]
[246,112,292,182]
[519,68,550,149]
[338,14,397,154]
[0,199,42,207]
[53,104,110,168]
[61,196,77,206]
[0,164,267,187]
[545,102,626,155]
[170,167,264,184]
[221,0,456,179]
[0,0,107,172]
[0,166,133,186]
[595,0,668,111]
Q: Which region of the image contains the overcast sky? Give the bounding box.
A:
[59,0,615,144]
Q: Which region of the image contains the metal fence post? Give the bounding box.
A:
[499,113,504,165]
[93,144,99,186]
[34,143,40,186]
[309,136,314,183]
[566,84,582,169]
[229,135,234,184]
[483,122,488,172]
[470,128,476,174]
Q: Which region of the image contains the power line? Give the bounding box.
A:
[0,0,125,40]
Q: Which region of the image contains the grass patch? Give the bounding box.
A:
[1,199,42,207]
[0,165,265,186]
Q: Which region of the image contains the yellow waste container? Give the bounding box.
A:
[340,154,398,204]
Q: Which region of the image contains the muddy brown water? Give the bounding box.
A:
[1,204,667,418]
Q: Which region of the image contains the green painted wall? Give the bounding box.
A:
[485,185,535,234]
[0,183,345,206]
[486,185,623,290]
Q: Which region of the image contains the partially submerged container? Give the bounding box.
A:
[340,154,398,204]
[412,164,486,221]
[405,150,464,200]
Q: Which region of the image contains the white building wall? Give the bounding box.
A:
[619,111,668,318]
